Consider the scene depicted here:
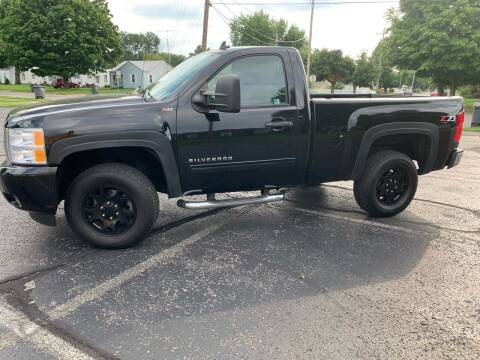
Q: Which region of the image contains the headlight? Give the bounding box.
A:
[6,128,47,165]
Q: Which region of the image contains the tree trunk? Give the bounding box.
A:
[450,82,457,96]
[63,74,70,88]
[353,84,357,94]
[14,68,21,85]
[330,82,335,94]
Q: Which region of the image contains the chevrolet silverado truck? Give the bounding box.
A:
[1,46,464,248]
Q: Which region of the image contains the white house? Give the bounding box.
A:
[109,61,172,89]
[71,72,110,87]
[0,67,54,84]
[0,66,110,87]
[0,67,15,84]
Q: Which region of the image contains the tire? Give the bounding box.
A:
[353,150,418,217]
[65,163,159,249]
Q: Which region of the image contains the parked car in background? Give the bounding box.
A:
[52,78,80,89]
[395,86,413,96]
[431,91,439,96]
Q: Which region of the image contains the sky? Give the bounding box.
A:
[107,0,399,58]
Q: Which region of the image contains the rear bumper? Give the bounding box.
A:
[447,149,463,169]
[0,161,59,214]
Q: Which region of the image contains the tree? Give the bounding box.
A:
[311,49,355,93]
[352,51,377,93]
[378,66,397,93]
[381,0,480,95]
[0,0,122,87]
[0,38,7,69]
[144,52,186,67]
[230,10,306,50]
[189,45,206,57]
[121,32,161,60]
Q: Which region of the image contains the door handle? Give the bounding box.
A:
[265,120,293,128]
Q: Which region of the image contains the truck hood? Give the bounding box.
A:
[5,94,146,126]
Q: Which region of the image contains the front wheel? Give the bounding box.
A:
[65,163,159,248]
[353,150,418,217]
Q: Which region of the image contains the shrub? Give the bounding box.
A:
[460,85,480,98]
[4,78,10,85]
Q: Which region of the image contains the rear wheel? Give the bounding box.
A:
[354,150,418,217]
[65,163,159,248]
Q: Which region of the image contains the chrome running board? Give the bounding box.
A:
[177,191,285,209]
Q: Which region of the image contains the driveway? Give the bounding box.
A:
[0,109,479,359]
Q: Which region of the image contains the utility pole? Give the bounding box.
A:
[156,30,176,65]
[306,0,315,84]
[376,29,387,93]
[202,0,210,51]
[410,70,416,92]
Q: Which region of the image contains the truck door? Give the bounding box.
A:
[176,53,304,193]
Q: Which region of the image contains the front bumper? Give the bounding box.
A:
[447,149,463,169]
[0,161,59,214]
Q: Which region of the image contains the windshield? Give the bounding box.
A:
[146,52,220,101]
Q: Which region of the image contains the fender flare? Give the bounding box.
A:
[48,131,182,197]
[351,122,439,179]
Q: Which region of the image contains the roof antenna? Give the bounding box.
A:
[219,41,230,50]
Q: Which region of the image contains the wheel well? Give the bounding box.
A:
[368,134,430,171]
[57,147,167,200]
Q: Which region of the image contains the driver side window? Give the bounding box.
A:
[207,55,288,108]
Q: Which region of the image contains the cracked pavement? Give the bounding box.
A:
[0,107,479,359]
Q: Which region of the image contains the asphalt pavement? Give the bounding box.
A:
[0,108,479,359]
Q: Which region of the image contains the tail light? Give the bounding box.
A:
[453,110,464,143]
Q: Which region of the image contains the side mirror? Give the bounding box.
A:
[214,75,240,113]
[192,75,241,113]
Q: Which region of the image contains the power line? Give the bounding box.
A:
[230,0,255,13]
[171,0,189,49]
[180,0,205,54]
[216,1,307,44]
[212,5,278,45]
[212,1,397,5]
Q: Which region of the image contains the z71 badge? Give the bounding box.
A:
[189,156,233,164]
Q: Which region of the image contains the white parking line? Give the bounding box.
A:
[49,221,228,320]
[290,206,480,244]
[291,207,417,235]
[0,301,94,360]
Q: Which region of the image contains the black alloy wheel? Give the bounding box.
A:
[82,186,137,235]
[65,163,159,248]
[353,150,418,217]
[375,167,409,206]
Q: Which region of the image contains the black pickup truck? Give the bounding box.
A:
[1,46,464,248]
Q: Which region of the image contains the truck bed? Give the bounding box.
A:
[307,96,463,183]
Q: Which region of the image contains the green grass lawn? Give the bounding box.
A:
[464,127,480,132]
[0,84,132,95]
[0,96,47,108]
[463,98,480,113]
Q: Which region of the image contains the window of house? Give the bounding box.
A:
[207,55,288,108]
[149,75,153,83]
[131,74,136,83]
[113,75,116,82]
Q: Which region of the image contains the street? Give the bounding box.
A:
[0,108,479,359]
